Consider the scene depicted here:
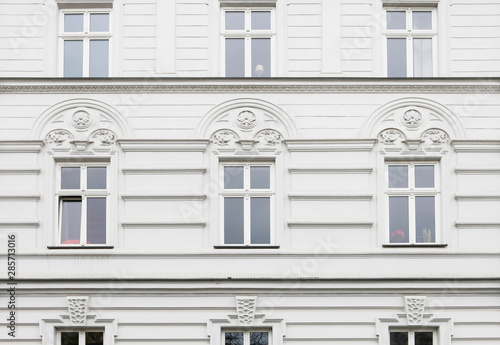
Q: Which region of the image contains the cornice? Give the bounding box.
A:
[1,78,499,94]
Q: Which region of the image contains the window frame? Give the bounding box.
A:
[219,162,275,246]
[223,329,272,345]
[383,7,438,77]
[389,329,436,345]
[59,9,112,77]
[220,7,276,77]
[385,162,440,245]
[56,163,109,247]
[57,329,105,345]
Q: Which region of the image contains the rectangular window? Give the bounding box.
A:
[390,331,434,345]
[59,330,104,345]
[224,330,269,345]
[222,9,274,77]
[387,163,438,244]
[58,165,108,245]
[385,8,436,77]
[221,164,273,245]
[61,11,111,77]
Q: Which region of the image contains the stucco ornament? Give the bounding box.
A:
[402,109,423,127]
[211,129,237,146]
[71,110,92,129]
[405,296,426,325]
[378,129,405,145]
[236,110,257,129]
[67,296,89,326]
[236,296,257,326]
[92,130,116,146]
[422,129,449,145]
[257,130,282,145]
[45,129,72,145]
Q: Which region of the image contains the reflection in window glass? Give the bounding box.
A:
[415,332,433,345]
[250,166,270,189]
[389,196,409,243]
[87,167,107,189]
[87,198,106,244]
[64,40,84,77]
[224,166,244,189]
[89,40,109,77]
[387,38,407,77]
[90,13,109,32]
[64,14,84,32]
[225,38,245,77]
[413,38,433,77]
[226,11,245,30]
[86,331,104,345]
[225,332,244,345]
[224,198,244,244]
[251,197,270,244]
[61,332,79,345]
[390,332,409,345]
[61,199,82,244]
[413,11,432,30]
[251,11,271,30]
[415,196,435,243]
[388,165,408,188]
[61,167,81,189]
[415,165,434,188]
[251,38,271,77]
[386,11,406,30]
[250,332,269,345]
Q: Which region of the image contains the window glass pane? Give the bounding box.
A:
[250,166,270,189]
[86,331,104,345]
[87,167,107,189]
[251,11,271,30]
[225,38,245,77]
[415,196,435,243]
[386,11,406,30]
[387,38,407,77]
[390,332,409,345]
[89,40,109,77]
[61,199,82,244]
[225,332,244,345]
[389,196,409,243]
[224,166,244,189]
[226,11,244,30]
[413,11,432,30]
[388,165,408,188]
[415,332,433,345]
[251,38,271,77]
[413,38,433,77]
[90,13,109,32]
[61,332,79,345]
[415,165,434,188]
[61,167,81,189]
[251,197,271,244]
[64,40,83,77]
[87,198,107,244]
[250,332,269,345]
[224,198,244,244]
[64,14,83,32]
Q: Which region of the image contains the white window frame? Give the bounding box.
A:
[219,162,275,246]
[385,162,440,244]
[56,163,109,246]
[59,9,112,77]
[222,329,272,345]
[221,7,276,77]
[57,329,105,345]
[383,7,437,77]
[389,329,437,345]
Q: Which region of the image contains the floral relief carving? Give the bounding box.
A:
[91,129,117,146]
[402,109,423,127]
[211,130,238,146]
[378,129,405,145]
[236,296,257,326]
[405,296,426,325]
[257,130,283,145]
[67,296,88,326]
[45,129,73,145]
[422,129,449,145]
[72,110,92,129]
[236,110,257,129]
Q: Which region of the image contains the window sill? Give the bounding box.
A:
[214,245,280,249]
[47,245,114,249]
[382,243,447,248]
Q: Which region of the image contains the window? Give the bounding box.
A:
[390,330,434,345]
[387,163,438,244]
[224,330,270,345]
[59,330,104,345]
[222,9,274,77]
[61,10,111,77]
[385,8,436,77]
[58,164,108,245]
[221,164,274,245]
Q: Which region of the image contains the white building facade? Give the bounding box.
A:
[1,0,500,345]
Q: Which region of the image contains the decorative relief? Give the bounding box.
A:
[67,296,88,326]
[402,109,422,127]
[422,129,449,145]
[71,110,92,129]
[405,296,426,325]
[236,110,257,129]
[236,296,257,326]
[378,129,405,145]
[256,130,282,145]
[91,129,116,146]
[211,129,238,146]
[45,129,73,145]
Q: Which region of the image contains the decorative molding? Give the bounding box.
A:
[211,130,239,146]
[121,220,206,229]
[422,129,450,145]
[256,129,283,146]
[288,193,373,201]
[91,129,117,146]
[236,296,257,326]
[235,110,257,130]
[0,193,40,201]
[121,194,207,201]
[0,168,40,175]
[402,109,423,128]
[288,219,373,229]
[121,166,207,175]
[405,296,426,325]
[454,192,500,201]
[118,140,209,152]
[452,140,500,152]
[378,129,405,145]
[288,166,372,174]
[0,141,44,153]
[455,219,500,229]
[454,166,500,175]
[67,296,88,326]
[71,110,93,130]
[0,219,39,228]
[45,129,73,146]
[285,139,376,152]
[404,138,424,151]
